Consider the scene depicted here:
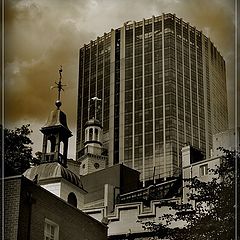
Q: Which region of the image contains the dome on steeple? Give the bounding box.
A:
[84,118,102,129]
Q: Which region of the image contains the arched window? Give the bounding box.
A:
[59,141,64,155]
[67,192,77,207]
[95,128,99,141]
[47,136,56,153]
[89,128,93,141]
[46,139,51,153]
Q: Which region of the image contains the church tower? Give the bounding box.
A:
[79,98,108,175]
[24,67,86,209]
[40,67,72,167]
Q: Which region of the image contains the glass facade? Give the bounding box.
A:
[77,13,228,185]
[76,33,112,157]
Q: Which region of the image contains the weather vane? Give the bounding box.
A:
[51,65,66,109]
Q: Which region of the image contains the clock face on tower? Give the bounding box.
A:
[94,163,100,169]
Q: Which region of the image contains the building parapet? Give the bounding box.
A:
[83,198,183,237]
[84,197,181,221]
[117,178,182,206]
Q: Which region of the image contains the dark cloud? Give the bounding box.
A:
[4,0,237,158]
[5,0,93,124]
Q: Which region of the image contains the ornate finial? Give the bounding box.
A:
[51,66,66,109]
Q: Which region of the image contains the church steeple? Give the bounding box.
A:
[84,97,103,151]
[78,97,108,176]
[40,67,72,167]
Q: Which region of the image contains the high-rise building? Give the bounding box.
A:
[76,13,228,184]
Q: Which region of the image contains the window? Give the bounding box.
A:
[95,128,99,141]
[67,192,77,207]
[199,164,208,176]
[44,219,59,240]
[89,128,93,141]
[59,141,64,155]
[94,162,100,169]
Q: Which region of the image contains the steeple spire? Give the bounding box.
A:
[40,67,72,167]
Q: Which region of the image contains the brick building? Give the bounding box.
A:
[1,176,107,240]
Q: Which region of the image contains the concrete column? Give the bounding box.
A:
[104,184,115,215]
[181,145,191,167]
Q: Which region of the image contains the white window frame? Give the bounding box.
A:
[44,218,59,240]
[199,164,208,176]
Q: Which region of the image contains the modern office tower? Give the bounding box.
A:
[76,13,228,185]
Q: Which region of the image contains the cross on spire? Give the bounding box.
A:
[88,97,102,120]
[56,65,65,101]
[52,66,66,109]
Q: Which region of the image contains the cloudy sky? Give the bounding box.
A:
[4,0,237,159]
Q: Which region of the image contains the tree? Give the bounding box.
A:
[142,148,239,240]
[2,124,34,177]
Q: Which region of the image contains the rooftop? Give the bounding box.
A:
[23,162,84,190]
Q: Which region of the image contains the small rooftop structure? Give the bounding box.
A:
[81,164,140,211]
[24,162,84,189]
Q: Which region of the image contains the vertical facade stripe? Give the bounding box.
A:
[152,16,156,179]
[79,47,85,149]
[102,34,106,127]
[96,38,99,96]
[181,19,186,143]
[174,15,180,169]
[119,25,126,163]
[195,29,201,149]
[109,29,116,166]
[208,38,213,157]
[132,21,136,169]
[142,18,145,186]
[202,34,209,157]
[88,42,92,120]
[162,14,166,178]
[188,25,194,145]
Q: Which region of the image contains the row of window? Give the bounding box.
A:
[86,128,100,142]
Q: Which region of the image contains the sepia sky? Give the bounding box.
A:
[4,0,237,159]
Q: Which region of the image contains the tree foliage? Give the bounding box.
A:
[2,124,34,177]
[142,148,239,240]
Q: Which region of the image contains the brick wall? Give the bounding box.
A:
[1,176,22,240]
[4,176,107,240]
